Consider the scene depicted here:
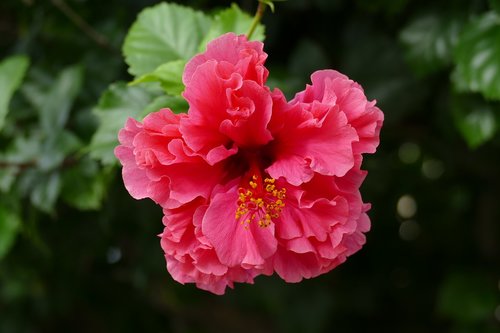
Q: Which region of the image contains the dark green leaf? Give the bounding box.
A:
[4,133,42,165]
[0,205,21,260]
[2,130,81,173]
[22,65,83,132]
[0,55,29,131]
[37,130,82,172]
[30,171,61,213]
[437,272,497,323]
[0,168,17,193]
[490,0,500,13]
[123,3,211,77]
[88,82,159,165]
[400,13,464,75]
[61,157,112,210]
[452,94,498,148]
[454,12,500,100]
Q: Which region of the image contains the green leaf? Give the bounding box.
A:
[61,157,111,210]
[22,65,83,132]
[437,272,497,323]
[123,2,211,77]
[0,55,29,131]
[259,0,276,13]
[2,130,81,176]
[38,130,82,172]
[452,94,498,148]
[0,168,17,193]
[199,4,265,52]
[4,133,42,165]
[88,82,158,165]
[0,205,21,260]
[130,60,186,96]
[30,171,61,213]
[490,0,500,14]
[454,12,500,100]
[400,13,464,75]
[141,95,189,117]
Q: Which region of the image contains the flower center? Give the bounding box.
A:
[235,173,286,229]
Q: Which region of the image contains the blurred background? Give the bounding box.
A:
[1,0,499,332]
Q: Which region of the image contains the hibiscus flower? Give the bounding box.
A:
[115,33,383,294]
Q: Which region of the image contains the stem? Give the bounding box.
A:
[0,156,78,170]
[50,0,117,53]
[246,1,267,40]
[0,160,36,170]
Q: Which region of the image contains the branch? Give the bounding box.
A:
[0,156,78,171]
[50,0,118,53]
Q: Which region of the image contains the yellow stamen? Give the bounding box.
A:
[235,175,286,229]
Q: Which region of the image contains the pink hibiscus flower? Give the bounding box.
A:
[115,32,383,294]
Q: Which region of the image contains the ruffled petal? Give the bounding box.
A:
[267,101,358,185]
[161,200,258,295]
[202,183,277,268]
[182,60,273,162]
[183,32,268,87]
[115,109,226,208]
[292,70,384,156]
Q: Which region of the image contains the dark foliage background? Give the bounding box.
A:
[1,0,499,332]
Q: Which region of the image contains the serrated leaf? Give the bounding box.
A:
[0,55,29,131]
[454,12,500,100]
[88,82,158,165]
[22,65,83,132]
[123,2,211,77]
[61,157,111,210]
[400,13,464,75]
[0,205,21,260]
[452,94,498,148]
[130,60,186,96]
[199,4,265,52]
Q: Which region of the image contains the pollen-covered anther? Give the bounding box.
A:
[249,174,258,189]
[235,175,286,228]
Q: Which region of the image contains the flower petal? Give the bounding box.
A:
[267,101,358,185]
[292,69,384,156]
[183,32,268,87]
[202,184,277,268]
